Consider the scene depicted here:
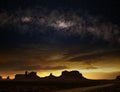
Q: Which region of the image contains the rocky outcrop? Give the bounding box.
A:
[0,76,2,80]
[14,70,86,81]
[59,70,86,80]
[116,75,120,80]
[14,71,40,81]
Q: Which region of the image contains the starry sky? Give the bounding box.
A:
[0,0,120,79]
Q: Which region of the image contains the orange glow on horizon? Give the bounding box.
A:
[1,69,120,80]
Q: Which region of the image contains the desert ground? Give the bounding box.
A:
[0,80,120,92]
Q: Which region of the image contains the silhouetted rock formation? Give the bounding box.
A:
[47,73,56,78]
[14,70,86,81]
[0,76,2,80]
[59,70,86,80]
[14,71,40,81]
[43,73,57,81]
[6,76,10,80]
[116,75,120,80]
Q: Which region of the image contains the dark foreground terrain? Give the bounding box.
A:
[0,80,120,92]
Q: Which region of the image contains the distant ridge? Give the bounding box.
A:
[58,70,86,80]
[13,70,86,81]
[116,75,120,80]
[14,71,40,81]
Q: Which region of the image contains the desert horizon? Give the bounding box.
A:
[0,70,120,80]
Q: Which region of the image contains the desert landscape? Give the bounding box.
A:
[0,71,120,92]
[0,0,120,92]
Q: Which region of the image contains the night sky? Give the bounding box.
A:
[0,0,120,79]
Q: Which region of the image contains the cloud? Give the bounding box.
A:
[68,49,120,62]
[0,60,29,71]
[13,65,67,71]
[0,55,68,77]
[0,60,67,71]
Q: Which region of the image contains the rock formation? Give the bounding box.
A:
[14,70,86,81]
[116,75,120,80]
[59,70,86,80]
[14,71,40,81]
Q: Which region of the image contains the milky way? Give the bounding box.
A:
[0,8,120,44]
